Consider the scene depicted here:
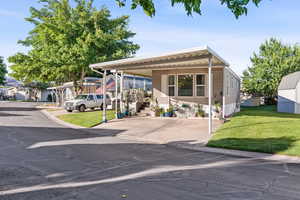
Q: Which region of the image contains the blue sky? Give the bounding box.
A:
[1,0,300,75]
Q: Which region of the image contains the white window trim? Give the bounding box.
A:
[195,73,206,97]
[167,73,208,98]
[167,74,176,97]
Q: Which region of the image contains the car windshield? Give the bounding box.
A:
[75,95,88,100]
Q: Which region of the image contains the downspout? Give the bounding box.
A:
[222,67,226,119]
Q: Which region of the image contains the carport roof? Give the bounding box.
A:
[90,46,229,74]
[278,71,300,90]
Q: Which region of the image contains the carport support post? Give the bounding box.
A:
[102,69,107,123]
[120,71,124,114]
[208,56,212,135]
[115,70,118,118]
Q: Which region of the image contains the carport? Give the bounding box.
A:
[90,46,235,135]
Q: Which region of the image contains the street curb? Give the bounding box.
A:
[40,109,85,129]
[39,107,300,163]
[167,143,300,163]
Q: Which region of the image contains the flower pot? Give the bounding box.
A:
[164,112,172,117]
[117,113,123,119]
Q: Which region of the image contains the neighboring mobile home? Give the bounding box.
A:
[90,46,241,134]
[47,76,152,105]
[278,71,300,114]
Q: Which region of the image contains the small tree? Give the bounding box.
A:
[0,57,7,85]
[242,38,300,103]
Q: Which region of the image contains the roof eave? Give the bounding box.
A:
[90,46,230,70]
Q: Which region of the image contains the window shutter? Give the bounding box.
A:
[161,75,168,97]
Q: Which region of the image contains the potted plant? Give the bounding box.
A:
[181,103,191,118]
[181,103,190,109]
[117,112,123,119]
[214,101,222,119]
[196,104,205,118]
[159,108,165,117]
[214,101,221,113]
[166,105,174,117]
[153,105,160,117]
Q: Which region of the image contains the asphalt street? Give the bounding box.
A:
[0,101,300,200]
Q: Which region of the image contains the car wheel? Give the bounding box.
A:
[78,105,85,112]
[91,107,95,111]
[67,110,72,112]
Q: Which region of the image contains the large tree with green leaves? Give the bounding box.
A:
[0,57,7,85]
[115,0,262,18]
[9,0,139,87]
[242,38,300,101]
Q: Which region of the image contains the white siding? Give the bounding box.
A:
[297,82,300,103]
[278,89,296,113]
[223,67,240,117]
[161,75,168,97]
[296,82,300,114]
[278,89,296,102]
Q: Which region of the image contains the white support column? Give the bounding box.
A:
[115,70,118,118]
[208,56,212,135]
[120,71,124,113]
[222,67,226,119]
[102,70,107,123]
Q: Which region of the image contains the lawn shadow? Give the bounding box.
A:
[207,136,298,154]
[238,105,300,119]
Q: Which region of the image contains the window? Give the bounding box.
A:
[178,74,193,96]
[96,94,110,99]
[75,95,87,100]
[168,75,175,96]
[196,74,205,96]
[88,95,94,101]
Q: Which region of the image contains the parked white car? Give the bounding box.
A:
[64,94,111,112]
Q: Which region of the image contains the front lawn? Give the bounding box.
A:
[57,110,115,128]
[207,106,300,157]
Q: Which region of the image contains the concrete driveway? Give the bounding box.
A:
[98,117,223,144]
[1,101,300,200]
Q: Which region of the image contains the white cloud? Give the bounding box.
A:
[0,9,24,18]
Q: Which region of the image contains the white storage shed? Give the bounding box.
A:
[278,71,300,114]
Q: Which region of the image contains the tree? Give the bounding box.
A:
[0,57,7,85]
[242,38,300,102]
[9,0,139,89]
[115,0,262,18]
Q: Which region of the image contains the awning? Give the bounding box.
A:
[90,46,229,77]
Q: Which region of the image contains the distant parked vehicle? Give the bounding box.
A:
[64,94,111,112]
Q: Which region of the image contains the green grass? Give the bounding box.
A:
[57,110,115,128]
[207,106,300,157]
